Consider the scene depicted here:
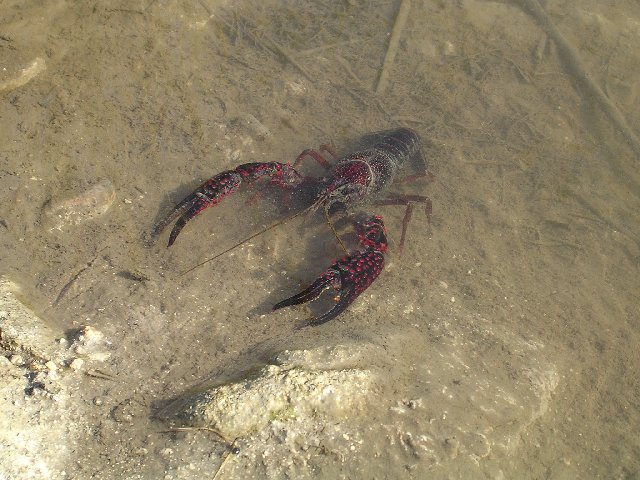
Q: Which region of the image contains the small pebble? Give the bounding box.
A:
[442,41,456,56]
[9,354,23,365]
[69,358,84,370]
[28,362,42,372]
[160,448,173,458]
[77,325,104,343]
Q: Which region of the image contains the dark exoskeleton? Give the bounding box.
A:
[154,128,432,325]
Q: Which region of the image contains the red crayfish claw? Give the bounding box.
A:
[272,215,387,327]
[152,162,303,247]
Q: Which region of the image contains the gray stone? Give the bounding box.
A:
[42,179,116,231]
[0,278,65,363]
[166,348,374,438]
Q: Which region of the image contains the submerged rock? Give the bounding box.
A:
[70,325,111,362]
[0,278,64,364]
[0,279,76,479]
[163,347,374,439]
[0,57,46,93]
[157,315,559,479]
[42,179,116,231]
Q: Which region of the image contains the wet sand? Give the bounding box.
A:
[1,0,639,478]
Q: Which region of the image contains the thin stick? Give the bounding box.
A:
[294,38,363,57]
[523,240,584,252]
[213,446,237,480]
[84,369,117,381]
[161,426,234,445]
[161,426,240,479]
[334,55,367,89]
[236,13,313,82]
[53,247,107,306]
[375,0,411,94]
[179,209,306,277]
[264,36,314,82]
[517,0,640,156]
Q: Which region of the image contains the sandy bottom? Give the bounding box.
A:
[1,0,639,478]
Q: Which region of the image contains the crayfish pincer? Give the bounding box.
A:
[154,128,432,325]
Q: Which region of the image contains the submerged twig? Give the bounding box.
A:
[263,36,314,82]
[294,39,363,57]
[523,240,585,252]
[161,427,240,479]
[54,247,107,305]
[516,0,640,156]
[84,369,117,381]
[162,426,234,446]
[334,55,367,89]
[54,266,88,306]
[375,0,411,94]
[532,33,548,70]
[236,13,313,81]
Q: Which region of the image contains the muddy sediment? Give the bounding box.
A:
[1,0,639,478]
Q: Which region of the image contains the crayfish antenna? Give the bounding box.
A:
[178,208,309,277]
[324,208,348,255]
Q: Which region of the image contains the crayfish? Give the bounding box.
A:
[154,128,432,325]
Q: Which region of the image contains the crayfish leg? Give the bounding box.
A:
[294,148,333,170]
[375,194,431,252]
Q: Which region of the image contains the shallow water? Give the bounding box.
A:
[1,0,639,478]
